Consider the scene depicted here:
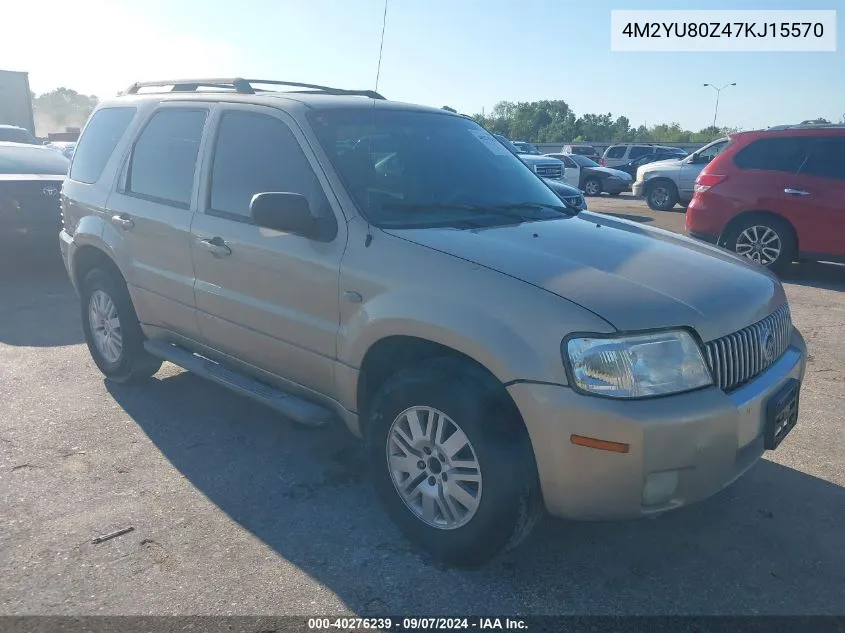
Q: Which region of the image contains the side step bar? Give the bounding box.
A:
[143,340,333,428]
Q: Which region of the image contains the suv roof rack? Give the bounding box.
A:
[124,77,386,100]
[767,122,845,131]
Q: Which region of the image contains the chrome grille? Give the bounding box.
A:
[704,304,792,392]
[535,163,563,179]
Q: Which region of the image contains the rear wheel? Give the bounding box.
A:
[645,181,679,211]
[367,358,542,567]
[80,268,162,383]
[724,216,796,275]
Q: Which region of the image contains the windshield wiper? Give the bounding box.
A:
[491,201,580,216]
[380,202,534,222]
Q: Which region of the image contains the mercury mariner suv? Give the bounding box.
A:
[59,78,806,567]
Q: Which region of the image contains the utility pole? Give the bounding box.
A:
[704,83,736,131]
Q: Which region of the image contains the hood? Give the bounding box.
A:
[518,154,562,167]
[585,165,632,180]
[542,178,582,198]
[640,158,684,174]
[384,212,785,342]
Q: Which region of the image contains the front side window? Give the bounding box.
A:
[605,146,626,159]
[126,109,207,207]
[309,109,566,229]
[70,107,136,184]
[799,137,845,181]
[733,137,811,173]
[209,111,327,220]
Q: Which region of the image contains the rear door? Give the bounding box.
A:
[105,104,209,336]
[780,135,845,258]
[189,104,347,396]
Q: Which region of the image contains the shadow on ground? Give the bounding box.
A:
[107,372,845,615]
[0,251,82,347]
[781,261,845,292]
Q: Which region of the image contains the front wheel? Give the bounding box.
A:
[80,268,162,383]
[367,358,542,567]
[583,178,602,197]
[645,181,679,211]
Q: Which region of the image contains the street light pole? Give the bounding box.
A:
[704,83,736,131]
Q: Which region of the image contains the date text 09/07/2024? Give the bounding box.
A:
[307,617,528,631]
[621,21,825,38]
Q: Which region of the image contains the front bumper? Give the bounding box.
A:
[631,181,646,197]
[603,178,631,194]
[508,328,807,520]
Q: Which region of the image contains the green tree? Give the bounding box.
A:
[33,88,99,135]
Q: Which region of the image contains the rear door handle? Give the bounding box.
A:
[784,188,810,196]
[197,236,232,257]
[110,214,134,231]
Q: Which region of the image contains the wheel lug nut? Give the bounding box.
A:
[442,473,448,481]
[438,454,445,462]
[428,476,436,485]
[417,460,425,470]
[423,447,432,455]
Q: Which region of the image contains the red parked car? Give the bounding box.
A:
[686,124,845,274]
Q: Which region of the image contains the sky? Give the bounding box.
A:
[2,0,842,132]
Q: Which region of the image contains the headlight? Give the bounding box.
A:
[563,330,712,398]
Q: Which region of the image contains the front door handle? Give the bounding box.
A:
[784,188,810,196]
[110,213,134,231]
[198,236,232,257]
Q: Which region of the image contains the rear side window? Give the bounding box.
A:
[70,107,136,184]
[126,109,207,208]
[799,137,845,181]
[605,146,626,159]
[209,111,327,220]
[628,146,652,159]
[733,137,813,173]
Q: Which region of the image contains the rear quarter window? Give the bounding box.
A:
[733,137,813,173]
[604,146,626,159]
[628,146,652,159]
[70,107,137,184]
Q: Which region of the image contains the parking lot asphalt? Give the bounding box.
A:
[1,196,844,616]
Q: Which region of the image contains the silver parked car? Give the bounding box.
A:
[632,138,730,210]
[60,78,806,567]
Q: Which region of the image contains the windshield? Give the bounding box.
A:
[569,154,601,168]
[310,109,568,229]
[0,128,39,145]
[0,145,70,175]
[572,146,597,156]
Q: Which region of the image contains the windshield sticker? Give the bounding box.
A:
[469,130,511,156]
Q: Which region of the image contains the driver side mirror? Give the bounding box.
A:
[249,192,335,241]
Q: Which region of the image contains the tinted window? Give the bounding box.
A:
[0,127,38,144]
[310,109,565,229]
[799,137,845,181]
[127,109,207,207]
[70,107,136,184]
[570,155,600,168]
[0,145,69,175]
[573,146,597,156]
[605,146,626,159]
[210,111,327,219]
[628,146,652,159]
[733,137,811,173]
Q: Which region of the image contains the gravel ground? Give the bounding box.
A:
[1,199,843,616]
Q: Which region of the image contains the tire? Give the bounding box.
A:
[723,215,796,275]
[80,268,162,383]
[367,357,542,567]
[583,178,602,197]
[645,180,679,211]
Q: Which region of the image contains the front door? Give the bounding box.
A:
[189,105,347,396]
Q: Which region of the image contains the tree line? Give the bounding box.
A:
[32,88,99,135]
[470,100,845,144]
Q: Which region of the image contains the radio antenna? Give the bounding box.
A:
[374,0,389,92]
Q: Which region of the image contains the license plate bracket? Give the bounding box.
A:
[764,379,800,450]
